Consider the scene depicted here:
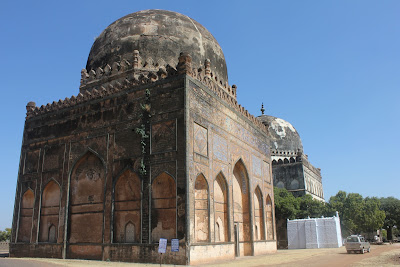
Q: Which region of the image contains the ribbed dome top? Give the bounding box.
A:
[86,9,228,84]
[257,115,303,152]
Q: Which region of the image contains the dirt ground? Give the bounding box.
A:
[0,243,399,267]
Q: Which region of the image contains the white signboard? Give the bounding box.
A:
[171,238,179,252]
[158,238,167,254]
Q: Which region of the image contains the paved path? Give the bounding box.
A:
[0,244,399,266]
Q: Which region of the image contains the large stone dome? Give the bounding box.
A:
[258,115,303,153]
[86,9,228,84]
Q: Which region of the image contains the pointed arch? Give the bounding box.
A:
[17,189,34,242]
[214,172,228,242]
[48,224,56,243]
[151,172,176,242]
[290,157,295,163]
[253,186,265,240]
[194,173,209,242]
[215,221,221,242]
[113,168,141,243]
[68,150,105,244]
[233,159,251,256]
[266,195,274,240]
[283,158,289,164]
[39,179,61,242]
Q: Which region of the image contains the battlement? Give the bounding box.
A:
[26,51,266,133]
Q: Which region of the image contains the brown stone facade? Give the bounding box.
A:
[11,70,277,264]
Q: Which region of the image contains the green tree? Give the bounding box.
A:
[0,228,11,241]
[359,197,385,234]
[379,197,400,240]
[297,194,328,219]
[274,187,299,221]
[329,191,386,237]
[329,191,364,235]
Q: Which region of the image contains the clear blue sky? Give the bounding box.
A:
[0,0,399,230]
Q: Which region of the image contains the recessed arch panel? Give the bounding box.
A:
[17,189,35,242]
[214,172,228,242]
[254,186,265,240]
[233,159,251,256]
[151,172,176,242]
[39,180,61,242]
[194,174,209,242]
[266,195,274,240]
[68,151,105,243]
[113,169,141,243]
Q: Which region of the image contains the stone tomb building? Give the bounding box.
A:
[258,114,324,202]
[257,113,324,249]
[11,10,276,264]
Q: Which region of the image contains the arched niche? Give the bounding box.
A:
[233,159,251,256]
[214,172,228,242]
[17,189,35,242]
[39,180,61,242]
[113,169,141,243]
[194,174,209,242]
[68,151,105,244]
[151,172,176,242]
[266,195,274,240]
[253,186,265,240]
[125,222,136,243]
[289,179,299,190]
[276,181,284,188]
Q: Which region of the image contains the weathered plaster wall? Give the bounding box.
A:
[189,243,235,264]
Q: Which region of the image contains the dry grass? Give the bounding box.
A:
[353,246,400,266]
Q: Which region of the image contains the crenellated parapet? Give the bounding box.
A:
[25,51,267,132]
[79,49,176,93]
[188,61,266,131]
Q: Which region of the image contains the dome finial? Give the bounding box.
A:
[261,103,265,115]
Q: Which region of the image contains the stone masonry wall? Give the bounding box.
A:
[186,76,276,261]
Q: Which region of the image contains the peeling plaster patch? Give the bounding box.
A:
[274,142,278,149]
[186,16,205,57]
[275,118,296,132]
[270,118,296,139]
[141,22,159,35]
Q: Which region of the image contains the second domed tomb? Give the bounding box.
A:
[11,9,277,264]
